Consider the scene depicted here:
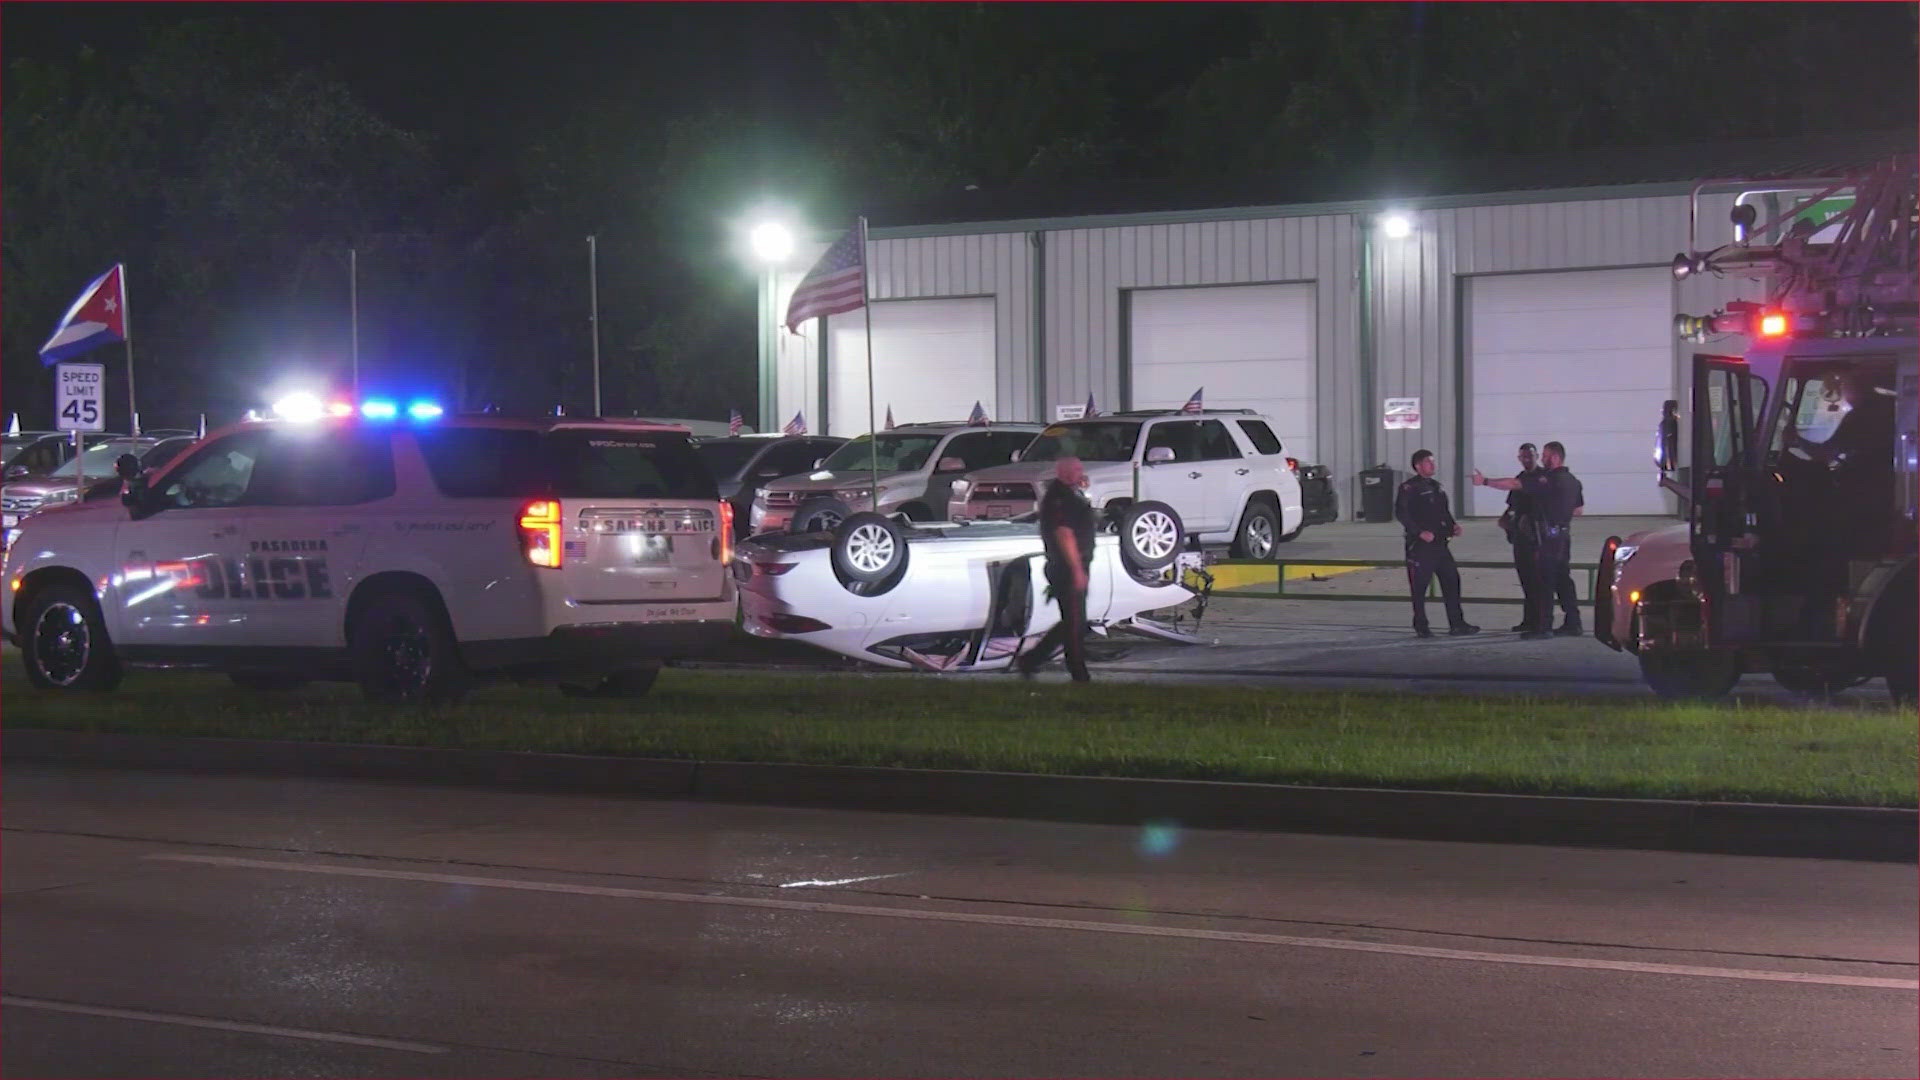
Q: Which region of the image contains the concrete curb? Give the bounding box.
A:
[7,728,1913,862]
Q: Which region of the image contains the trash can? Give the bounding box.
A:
[1359,465,1397,522]
[1299,464,1338,525]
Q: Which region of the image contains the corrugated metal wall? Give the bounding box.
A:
[761,190,1775,515]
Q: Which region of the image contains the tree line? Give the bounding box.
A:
[4,4,1912,430]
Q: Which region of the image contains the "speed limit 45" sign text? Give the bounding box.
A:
[55,362,106,432]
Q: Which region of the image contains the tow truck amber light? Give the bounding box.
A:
[519,500,563,568]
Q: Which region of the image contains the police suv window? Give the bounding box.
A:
[253,428,397,506]
[159,431,270,509]
[1235,419,1284,456]
[1195,420,1243,461]
[544,431,717,500]
[415,428,544,497]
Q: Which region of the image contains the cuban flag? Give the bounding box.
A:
[728,408,743,436]
[1084,392,1098,419]
[783,410,807,436]
[40,264,127,365]
[884,404,894,430]
[967,400,989,426]
[1180,387,1204,414]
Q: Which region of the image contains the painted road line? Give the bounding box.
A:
[779,872,915,888]
[146,854,1919,992]
[2,995,448,1054]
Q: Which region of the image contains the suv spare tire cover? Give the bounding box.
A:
[832,511,909,585]
[790,495,855,534]
[1117,500,1183,571]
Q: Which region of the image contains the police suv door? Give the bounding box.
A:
[112,429,272,648]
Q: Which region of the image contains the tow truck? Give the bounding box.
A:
[1594,155,1917,701]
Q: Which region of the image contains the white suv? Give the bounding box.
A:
[751,421,1042,533]
[948,410,1306,559]
[3,411,738,702]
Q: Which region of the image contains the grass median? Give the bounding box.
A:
[5,656,1913,807]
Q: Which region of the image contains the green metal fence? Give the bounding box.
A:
[1209,558,1603,605]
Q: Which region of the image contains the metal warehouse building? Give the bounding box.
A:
[755,132,1910,517]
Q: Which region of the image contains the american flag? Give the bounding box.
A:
[1180,387,1204,414]
[884,405,894,430]
[728,408,743,436]
[784,227,866,332]
[967,400,989,426]
[783,410,807,436]
[1084,392,1097,418]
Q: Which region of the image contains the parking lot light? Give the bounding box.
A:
[750,222,795,264]
[1380,213,1413,239]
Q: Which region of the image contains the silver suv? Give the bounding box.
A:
[751,421,1043,533]
[949,410,1307,559]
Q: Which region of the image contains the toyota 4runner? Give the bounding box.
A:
[751,420,1042,533]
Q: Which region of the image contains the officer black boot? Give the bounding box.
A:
[1449,623,1481,636]
[1553,620,1584,637]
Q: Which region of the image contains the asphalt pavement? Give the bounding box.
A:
[5,764,1914,1078]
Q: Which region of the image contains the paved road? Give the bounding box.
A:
[5,765,1914,1078]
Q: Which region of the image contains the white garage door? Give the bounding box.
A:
[827,298,996,436]
[1130,284,1317,465]
[1467,268,1674,516]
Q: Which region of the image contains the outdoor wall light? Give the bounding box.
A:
[749,221,796,264]
[1379,213,1413,239]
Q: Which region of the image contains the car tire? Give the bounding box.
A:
[559,665,661,698]
[19,582,122,691]
[1230,498,1282,561]
[790,496,854,534]
[229,672,309,691]
[349,590,468,705]
[832,511,909,589]
[1117,501,1183,573]
[1638,650,1739,701]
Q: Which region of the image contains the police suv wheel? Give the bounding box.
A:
[1118,501,1183,572]
[1231,498,1281,561]
[790,496,854,534]
[350,591,467,705]
[559,665,661,698]
[20,583,121,691]
[832,512,909,590]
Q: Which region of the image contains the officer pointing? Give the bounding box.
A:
[1395,450,1479,639]
[1474,440,1584,639]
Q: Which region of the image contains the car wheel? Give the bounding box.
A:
[229,672,309,691]
[832,511,909,588]
[20,582,121,691]
[560,665,661,698]
[1117,501,1183,573]
[1638,650,1739,701]
[1230,498,1281,561]
[790,496,854,534]
[350,591,468,705]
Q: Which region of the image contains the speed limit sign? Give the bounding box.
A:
[55,362,106,432]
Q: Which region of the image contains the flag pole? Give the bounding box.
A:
[349,248,359,394]
[120,263,138,435]
[588,235,602,417]
[859,215,877,512]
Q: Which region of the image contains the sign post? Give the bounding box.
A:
[55,361,106,496]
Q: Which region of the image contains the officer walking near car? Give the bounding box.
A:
[1498,442,1545,633]
[1395,450,1480,639]
[1018,456,1095,681]
[1475,440,1584,639]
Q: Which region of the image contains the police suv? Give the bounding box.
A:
[3,408,738,702]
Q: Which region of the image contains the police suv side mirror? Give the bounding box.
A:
[1655,399,1680,474]
[1145,446,1176,465]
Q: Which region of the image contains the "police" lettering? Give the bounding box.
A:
[184,556,333,600]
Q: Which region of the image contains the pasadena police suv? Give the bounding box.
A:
[3,406,738,702]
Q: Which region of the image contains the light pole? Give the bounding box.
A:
[748,221,796,433]
[588,235,601,417]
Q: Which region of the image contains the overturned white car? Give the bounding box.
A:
[734,501,1210,672]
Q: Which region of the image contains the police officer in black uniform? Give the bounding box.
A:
[1018,456,1095,681]
[1498,442,1545,632]
[1475,440,1584,639]
[1395,450,1480,638]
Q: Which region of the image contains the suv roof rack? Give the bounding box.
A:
[1106,408,1257,418]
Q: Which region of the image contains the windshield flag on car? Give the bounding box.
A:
[783,410,807,436]
[968,401,989,426]
[40,264,127,365]
[1084,392,1097,419]
[884,404,894,430]
[1181,387,1204,414]
[728,408,743,436]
